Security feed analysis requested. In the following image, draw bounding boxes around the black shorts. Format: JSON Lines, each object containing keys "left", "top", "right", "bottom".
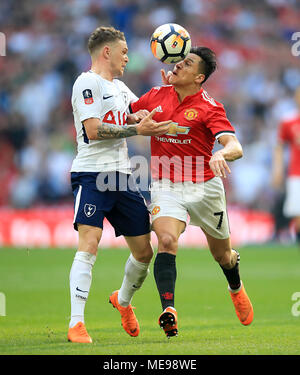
{"left": 71, "top": 172, "right": 151, "bottom": 237}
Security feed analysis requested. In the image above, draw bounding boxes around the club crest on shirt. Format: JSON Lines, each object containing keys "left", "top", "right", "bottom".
{"left": 151, "top": 206, "right": 160, "bottom": 215}
{"left": 83, "top": 89, "right": 94, "bottom": 105}
{"left": 184, "top": 108, "right": 198, "bottom": 120}
{"left": 84, "top": 203, "right": 96, "bottom": 217}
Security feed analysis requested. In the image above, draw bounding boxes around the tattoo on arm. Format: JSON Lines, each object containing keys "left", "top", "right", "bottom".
{"left": 97, "top": 122, "right": 138, "bottom": 140}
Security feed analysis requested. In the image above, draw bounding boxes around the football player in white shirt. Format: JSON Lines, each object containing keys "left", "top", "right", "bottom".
{"left": 67, "top": 26, "right": 171, "bottom": 343}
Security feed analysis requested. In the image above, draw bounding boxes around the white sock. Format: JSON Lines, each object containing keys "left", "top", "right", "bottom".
{"left": 69, "top": 251, "right": 96, "bottom": 328}
{"left": 118, "top": 254, "right": 150, "bottom": 307}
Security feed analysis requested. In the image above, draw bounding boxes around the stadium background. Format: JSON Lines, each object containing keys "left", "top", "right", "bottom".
{"left": 0, "top": 0, "right": 299, "bottom": 248}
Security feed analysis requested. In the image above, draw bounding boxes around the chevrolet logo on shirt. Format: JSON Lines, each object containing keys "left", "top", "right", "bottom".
{"left": 166, "top": 122, "right": 190, "bottom": 137}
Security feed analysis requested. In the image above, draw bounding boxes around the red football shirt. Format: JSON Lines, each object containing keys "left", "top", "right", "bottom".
{"left": 130, "top": 85, "right": 235, "bottom": 183}
{"left": 278, "top": 114, "right": 300, "bottom": 176}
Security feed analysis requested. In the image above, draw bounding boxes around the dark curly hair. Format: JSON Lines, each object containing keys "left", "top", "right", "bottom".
{"left": 190, "top": 46, "right": 217, "bottom": 83}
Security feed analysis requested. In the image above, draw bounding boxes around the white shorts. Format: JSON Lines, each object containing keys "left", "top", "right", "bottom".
{"left": 148, "top": 177, "right": 230, "bottom": 239}
{"left": 283, "top": 176, "right": 300, "bottom": 218}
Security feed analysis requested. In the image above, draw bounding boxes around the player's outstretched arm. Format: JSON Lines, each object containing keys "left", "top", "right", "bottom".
{"left": 83, "top": 117, "right": 137, "bottom": 139}
{"left": 83, "top": 109, "right": 171, "bottom": 140}
{"left": 209, "top": 135, "right": 243, "bottom": 178}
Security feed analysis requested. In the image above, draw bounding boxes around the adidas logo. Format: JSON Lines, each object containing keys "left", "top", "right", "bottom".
{"left": 156, "top": 105, "right": 163, "bottom": 112}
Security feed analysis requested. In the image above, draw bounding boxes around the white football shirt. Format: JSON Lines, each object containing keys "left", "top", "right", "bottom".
{"left": 70, "top": 71, "right": 138, "bottom": 173}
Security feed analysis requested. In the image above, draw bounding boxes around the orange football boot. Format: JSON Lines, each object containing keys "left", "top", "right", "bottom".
{"left": 109, "top": 290, "right": 140, "bottom": 337}
{"left": 158, "top": 306, "right": 178, "bottom": 338}
{"left": 67, "top": 322, "right": 92, "bottom": 343}
{"left": 229, "top": 282, "right": 254, "bottom": 326}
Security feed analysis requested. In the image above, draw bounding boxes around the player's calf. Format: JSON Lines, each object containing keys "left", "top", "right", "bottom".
{"left": 218, "top": 249, "right": 254, "bottom": 326}
{"left": 154, "top": 252, "right": 177, "bottom": 310}
{"left": 219, "top": 249, "right": 241, "bottom": 290}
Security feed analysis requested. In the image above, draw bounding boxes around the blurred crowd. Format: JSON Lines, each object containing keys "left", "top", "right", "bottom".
{"left": 0, "top": 0, "right": 300, "bottom": 211}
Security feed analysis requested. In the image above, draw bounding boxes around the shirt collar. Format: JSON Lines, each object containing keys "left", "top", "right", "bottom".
{"left": 171, "top": 86, "right": 204, "bottom": 103}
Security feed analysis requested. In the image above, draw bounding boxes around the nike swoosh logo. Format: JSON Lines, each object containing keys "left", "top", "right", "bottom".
{"left": 103, "top": 95, "right": 113, "bottom": 100}
{"left": 76, "top": 287, "right": 88, "bottom": 293}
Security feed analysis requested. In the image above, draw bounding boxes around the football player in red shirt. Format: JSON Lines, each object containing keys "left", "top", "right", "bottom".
{"left": 272, "top": 87, "right": 300, "bottom": 245}
{"left": 130, "top": 47, "right": 254, "bottom": 337}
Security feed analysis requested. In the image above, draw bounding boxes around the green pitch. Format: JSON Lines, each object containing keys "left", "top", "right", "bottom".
{"left": 0, "top": 245, "right": 299, "bottom": 355}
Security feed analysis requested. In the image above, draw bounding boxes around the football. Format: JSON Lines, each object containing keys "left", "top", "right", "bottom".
{"left": 150, "top": 23, "right": 191, "bottom": 64}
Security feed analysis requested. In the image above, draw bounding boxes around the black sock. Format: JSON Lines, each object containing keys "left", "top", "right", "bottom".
{"left": 154, "top": 252, "right": 176, "bottom": 310}
{"left": 220, "top": 250, "right": 241, "bottom": 291}
{"left": 296, "top": 231, "right": 300, "bottom": 245}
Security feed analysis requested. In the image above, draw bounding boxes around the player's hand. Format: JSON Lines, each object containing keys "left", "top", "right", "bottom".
{"left": 209, "top": 151, "right": 231, "bottom": 178}
{"left": 161, "top": 69, "right": 172, "bottom": 85}
{"left": 127, "top": 110, "right": 150, "bottom": 124}
{"left": 136, "top": 108, "right": 172, "bottom": 136}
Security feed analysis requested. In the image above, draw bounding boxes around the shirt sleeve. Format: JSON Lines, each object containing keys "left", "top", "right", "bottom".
{"left": 127, "top": 87, "right": 139, "bottom": 104}
{"left": 278, "top": 120, "right": 290, "bottom": 143}
{"left": 129, "top": 89, "right": 154, "bottom": 113}
{"left": 204, "top": 102, "right": 236, "bottom": 139}
{"left": 116, "top": 80, "right": 139, "bottom": 106}
{"left": 72, "top": 74, "right": 102, "bottom": 122}
{"left": 121, "top": 82, "right": 139, "bottom": 114}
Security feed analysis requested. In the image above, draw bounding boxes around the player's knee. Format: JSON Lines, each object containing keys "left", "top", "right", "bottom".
{"left": 158, "top": 233, "right": 177, "bottom": 253}
{"left": 79, "top": 235, "right": 99, "bottom": 255}
{"left": 212, "top": 251, "right": 232, "bottom": 268}
{"left": 85, "top": 240, "right": 98, "bottom": 255}
{"left": 134, "top": 244, "right": 153, "bottom": 263}
{"left": 78, "top": 225, "right": 101, "bottom": 255}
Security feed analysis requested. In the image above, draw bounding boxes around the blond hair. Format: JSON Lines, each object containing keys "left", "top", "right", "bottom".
{"left": 87, "top": 26, "right": 125, "bottom": 55}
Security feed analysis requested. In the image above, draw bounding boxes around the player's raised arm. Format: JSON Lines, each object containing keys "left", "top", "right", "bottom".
{"left": 83, "top": 109, "right": 171, "bottom": 140}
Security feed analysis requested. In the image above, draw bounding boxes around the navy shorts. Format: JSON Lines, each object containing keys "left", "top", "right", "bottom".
{"left": 71, "top": 172, "right": 151, "bottom": 237}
